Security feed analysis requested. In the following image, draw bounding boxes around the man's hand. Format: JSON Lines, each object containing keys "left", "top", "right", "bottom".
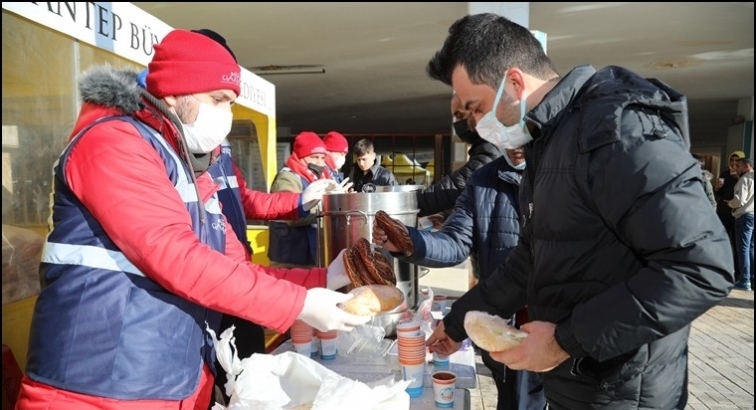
{"left": 372, "top": 221, "right": 400, "bottom": 253}
{"left": 425, "top": 321, "right": 463, "bottom": 356}
{"left": 296, "top": 288, "right": 370, "bottom": 332}
{"left": 301, "top": 179, "right": 339, "bottom": 211}
{"left": 489, "top": 321, "right": 570, "bottom": 372}
{"left": 326, "top": 249, "right": 351, "bottom": 290}
{"left": 427, "top": 213, "right": 446, "bottom": 230}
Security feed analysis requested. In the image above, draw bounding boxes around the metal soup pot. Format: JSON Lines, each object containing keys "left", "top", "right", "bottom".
{"left": 317, "top": 190, "right": 420, "bottom": 320}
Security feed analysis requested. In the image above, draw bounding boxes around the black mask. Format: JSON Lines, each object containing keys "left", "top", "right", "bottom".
{"left": 308, "top": 163, "right": 325, "bottom": 178}
{"left": 453, "top": 120, "right": 481, "bottom": 145}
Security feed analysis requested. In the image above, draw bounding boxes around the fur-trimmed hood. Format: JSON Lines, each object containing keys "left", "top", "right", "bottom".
{"left": 78, "top": 66, "right": 143, "bottom": 116}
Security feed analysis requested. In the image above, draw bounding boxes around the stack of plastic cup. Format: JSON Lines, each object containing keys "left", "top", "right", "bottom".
{"left": 290, "top": 320, "right": 313, "bottom": 357}
{"left": 432, "top": 294, "right": 447, "bottom": 312}
{"left": 315, "top": 329, "right": 338, "bottom": 360}
{"left": 397, "top": 327, "right": 426, "bottom": 398}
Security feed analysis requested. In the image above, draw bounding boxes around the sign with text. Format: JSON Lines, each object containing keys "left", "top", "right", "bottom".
{"left": 2, "top": 2, "right": 275, "bottom": 116}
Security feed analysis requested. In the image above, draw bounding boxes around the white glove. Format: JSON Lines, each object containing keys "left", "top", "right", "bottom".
{"left": 297, "top": 288, "right": 371, "bottom": 332}
{"left": 301, "top": 179, "right": 339, "bottom": 211}
{"left": 326, "top": 249, "right": 351, "bottom": 290}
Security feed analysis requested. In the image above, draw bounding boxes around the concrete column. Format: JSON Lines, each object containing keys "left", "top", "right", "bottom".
{"left": 468, "top": 2, "right": 530, "bottom": 28}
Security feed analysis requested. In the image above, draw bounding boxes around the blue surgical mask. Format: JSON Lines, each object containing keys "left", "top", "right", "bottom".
{"left": 475, "top": 72, "right": 533, "bottom": 150}
{"left": 503, "top": 153, "right": 526, "bottom": 170}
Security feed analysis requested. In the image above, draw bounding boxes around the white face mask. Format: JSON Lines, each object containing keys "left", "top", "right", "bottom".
{"left": 181, "top": 97, "right": 233, "bottom": 154}
{"left": 475, "top": 72, "right": 533, "bottom": 150}
{"left": 335, "top": 155, "right": 346, "bottom": 169}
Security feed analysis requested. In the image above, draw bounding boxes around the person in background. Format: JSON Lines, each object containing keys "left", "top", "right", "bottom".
{"left": 374, "top": 147, "right": 545, "bottom": 410}
{"left": 415, "top": 94, "right": 500, "bottom": 217}
{"left": 422, "top": 13, "right": 733, "bottom": 410}
{"left": 16, "top": 29, "right": 365, "bottom": 410}
{"left": 268, "top": 132, "right": 332, "bottom": 268}
{"left": 348, "top": 138, "right": 397, "bottom": 192}
{"left": 692, "top": 153, "right": 717, "bottom": 210}
{"left": 323, "top": 131, "right": 349, "bottom": 184}
{"left": 716, "top": 150, "right": 747, "bottom": 280}
{"left": 728, "top": 157, "right": 754, "bottom": 291}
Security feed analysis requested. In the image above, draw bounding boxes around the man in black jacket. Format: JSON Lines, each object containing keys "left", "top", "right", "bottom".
{"left": 423, "top": 13, "right": 734, "bottom": 410}
{"left": 416, "top": 94, "right": 500, "bottom": 216}
{"left": 348, "top": 138, "right": 397, "bottom": 192}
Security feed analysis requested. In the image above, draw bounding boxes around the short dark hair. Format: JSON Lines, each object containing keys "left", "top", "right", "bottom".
{"left": 738, "top": 157, "right": 754, "bottom": 168}
{"left": 353, "top": 139, "right": 374, "bottom": 157}
{"left": 427, "top": 13, "right": 558, "bottom": 89}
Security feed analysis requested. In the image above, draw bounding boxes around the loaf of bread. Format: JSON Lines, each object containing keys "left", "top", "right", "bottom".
{"left": 463, "top": 311, "right": 528, "bottom": 352}
{"left": 340, "top": 285, "right": 405, "bottom": 316}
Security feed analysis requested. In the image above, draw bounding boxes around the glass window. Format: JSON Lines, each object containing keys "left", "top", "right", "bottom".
{"left": 2, "top": 11, "right": 141, "bottom": 305}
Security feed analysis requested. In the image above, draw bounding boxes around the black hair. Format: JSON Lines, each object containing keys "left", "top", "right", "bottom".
{"left": 353, "top": 139, "right": 375, "bottom": 157}
{"left": 739, "top": 157, "right": 754, "bottom": 168}
{"left": 191, "top": 28, "right": 238, "bottom": 63}
{"left": 427, "top": 13, "right": 558, "bottom": 88}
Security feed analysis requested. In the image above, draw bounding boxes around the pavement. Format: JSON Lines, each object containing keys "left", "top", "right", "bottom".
{"left": 419, "top": 262, "right": 755, "bottom": 410}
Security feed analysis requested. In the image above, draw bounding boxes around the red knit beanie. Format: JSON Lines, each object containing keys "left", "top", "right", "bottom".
{"left": 323, "top": 131, "right": 349, "bottom": 153}
{"left": 147, "top": 29, "right": 241, "bottom": 98}
{"left": 294, "top": 132, "right": 328, "bottom": 158}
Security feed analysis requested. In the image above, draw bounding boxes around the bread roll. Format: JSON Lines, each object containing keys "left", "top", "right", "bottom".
{"left": 463, "top": 311, "right": 528, "bottom": 352}
{"left": 340, "top": 285, "right": 405, "bottom": 316}
{"left": 375, "top": 210, "right": 414, "bottom": 256}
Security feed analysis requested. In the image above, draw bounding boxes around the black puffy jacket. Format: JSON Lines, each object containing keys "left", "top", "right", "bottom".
{"left": 444, "top": 65, "right": 734, "bottom": 410}
{"left": 416, "top": 140, "right": 500, "bottom": 216}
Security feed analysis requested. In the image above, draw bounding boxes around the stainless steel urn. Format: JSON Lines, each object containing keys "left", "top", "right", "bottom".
{"left": 317, "top": 190, "right": 421, "bottom": 310}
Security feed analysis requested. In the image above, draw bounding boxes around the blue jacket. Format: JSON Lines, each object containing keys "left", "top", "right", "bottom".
{"left": 27, "top": 116, "right": 226, "bottom": 400}
{"left": 404, "top": 156, "right": 522, "bottom": 282}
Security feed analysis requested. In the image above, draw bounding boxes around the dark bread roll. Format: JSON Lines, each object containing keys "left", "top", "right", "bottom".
{"left": 343, "top": 247, "right": 367, "bottom": 287}
{"left": 372, "top": 250, "right": 396, "bottom": 286}
{"left": 375, "top": 210, "right": 414, "bottom": 256}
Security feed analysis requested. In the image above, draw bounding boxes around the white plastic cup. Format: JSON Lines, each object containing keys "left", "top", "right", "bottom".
{"left": 432, "top": 371, "right": 456, "bottom": 408}
{"left": 292, "top": 342, "right": 311, "bottom": 357}
{"left": 432, "top": 295, "right": 447, "bottom": 312}
{"left": 433, "top": 351, "right": 450, "bottom": 366}
{"left": 311, "top": 335, "right": 320, "bottom": 358}
{"left": 401, "top": 361, "right": 425, "bottom": 398}
{"left": 320, "top": 336, "right": 338, "bottom": 360}
{"left": 396, "top": 321, "right": 422, "bottom": 337}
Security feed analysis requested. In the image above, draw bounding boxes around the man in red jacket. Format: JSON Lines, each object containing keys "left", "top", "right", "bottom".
{"left": 16, "top": 29, "right": 365, "bottom": 410}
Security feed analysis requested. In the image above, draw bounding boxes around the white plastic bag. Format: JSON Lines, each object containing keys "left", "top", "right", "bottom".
{"left": 208, "top": 326, "right": 411, "bottom": 410}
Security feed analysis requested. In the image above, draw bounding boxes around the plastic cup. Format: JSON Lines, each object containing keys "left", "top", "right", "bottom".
{"left": 311, "top": 335, "right": 320, "bottom": 358}
{"left": 318, "top": 330, "right": 338, "bottom": 360}
{"left": 396, "top": 321, "right": 422, "bottom": 337}
{"left": 292, "top": 341, "right": 312, "bottom": 357}
{"left": 432, "top": 371, "right": 456, "bottom": 408}
{"left": 432, "top": 295, "right": 447, "bottom": 312}
{"left": 433, "top": 351, "right": 450, "bottom": 366}
{"left": 401, "top": 361, "right": 425, "bottom": 398}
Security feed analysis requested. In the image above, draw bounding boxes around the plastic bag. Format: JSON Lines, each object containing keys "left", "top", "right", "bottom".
{"left": 209, "top": 326, "right": 411, "bottom": 410}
